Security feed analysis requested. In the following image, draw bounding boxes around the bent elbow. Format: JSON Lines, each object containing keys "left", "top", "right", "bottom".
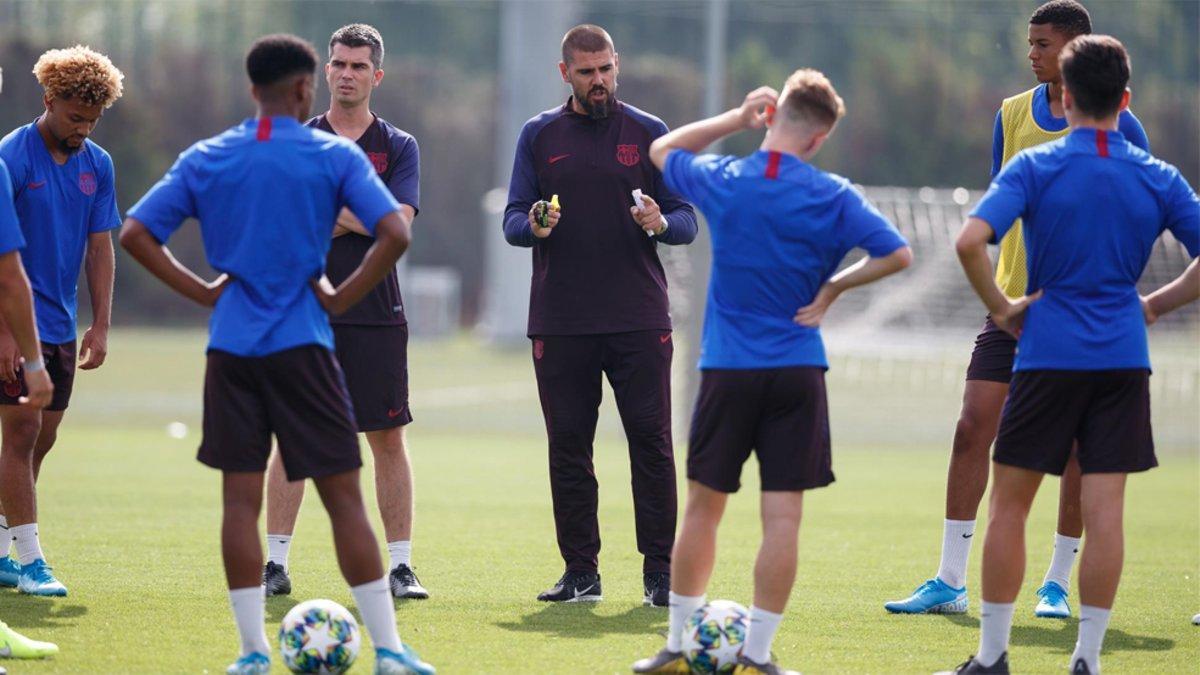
{"left": 894, "top": 246, "right": 914, "bottom": 270}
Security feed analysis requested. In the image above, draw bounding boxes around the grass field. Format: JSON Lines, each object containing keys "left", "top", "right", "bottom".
{"left": 0, "top": 330, "right": 1196, "bottom": 673}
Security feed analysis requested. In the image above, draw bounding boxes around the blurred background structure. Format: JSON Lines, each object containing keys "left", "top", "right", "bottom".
{"left": 0, "top": 0, "right": 1196, "bottom": 443}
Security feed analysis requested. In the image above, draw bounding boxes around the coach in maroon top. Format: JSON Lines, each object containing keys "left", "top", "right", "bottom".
{"left": 503, "top": 24, "right": 698, "bottom": 606}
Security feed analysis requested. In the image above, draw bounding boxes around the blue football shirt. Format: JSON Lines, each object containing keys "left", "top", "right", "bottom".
{"left": 127, "top": 116, "right": 401, "bottom": 357}
{"left": 0, "top": 123, "right": 121, "bottom": 343}
{"left": 664, "top": 149, "right": 908, "bottom": 370}
{"left": 0, "top": 159, "right": 26, "bottom": 255}
{"left": 972, "top": 128, "right": 1200, "bottom": 371}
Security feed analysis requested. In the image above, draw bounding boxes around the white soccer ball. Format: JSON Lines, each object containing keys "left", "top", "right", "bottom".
{"left": 681, "top": 599, "right": 749, "bottom": 673}
{"left": 278, "top": 599, "right": 361, "bottom": 674}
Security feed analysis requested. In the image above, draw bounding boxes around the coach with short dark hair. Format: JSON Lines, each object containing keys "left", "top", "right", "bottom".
{"left": 502, "top": 24, "right": 697, "bottom": 607}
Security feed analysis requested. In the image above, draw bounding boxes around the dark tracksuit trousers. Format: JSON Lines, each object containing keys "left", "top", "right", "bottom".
{"left": 532, "top": 330, "right": 676, "bottom": 574}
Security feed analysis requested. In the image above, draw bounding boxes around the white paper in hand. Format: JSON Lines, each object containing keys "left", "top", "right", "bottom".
{"left": 632, "top": 189, "right": 653, "bottom": 237}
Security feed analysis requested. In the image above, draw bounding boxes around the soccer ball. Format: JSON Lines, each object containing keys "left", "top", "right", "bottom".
{"left": 681, "top": 599, "right": 749, "bottom": 673}
{"left": 279, "top": 599, "right": 361, "bottom": 674}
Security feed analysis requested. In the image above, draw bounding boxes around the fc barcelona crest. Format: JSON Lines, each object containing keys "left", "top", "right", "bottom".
{"left": 616, "top": 144, "right": 640, "bottom": 167}
{"left": 78, "top": 172, "right": 97, "bottom": 196}
{"left": 367, "top": 152, "right": 389, "bottom": 174}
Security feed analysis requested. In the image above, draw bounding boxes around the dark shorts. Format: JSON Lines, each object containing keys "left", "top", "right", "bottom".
{"left": 994, "top": 369, "right": 1156, "bottom": 476}
{"left": 0, "top": 341, "right": 76, "bottom": 412}
{"left": 687, "top": 367, "right": 834, "bottom": 493}
{"left": 965, "top": 316, "right": 1017, "bottom": 383}
{"left": 333, "top": 324, "right": 412, "bottom": 432}
{"left": 199, "top": 346, "right": 362, "bottom": 481}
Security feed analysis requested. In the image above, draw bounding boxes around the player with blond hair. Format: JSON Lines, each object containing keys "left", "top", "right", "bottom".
{"left": 633, "top": 69, "right": 912, "bottom": 674}
{"left": 0, "top": 45, "right": 124, "bottom": 597}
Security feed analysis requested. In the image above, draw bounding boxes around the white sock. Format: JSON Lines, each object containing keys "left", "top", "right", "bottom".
{"left": 228, "top": 586, "right": 271, "bottom": 657}
{"left": 350, "top": 577, "right": 402, "bottom": 652}
{"left": 267, "top": 534, "right": 292, "bottom": 570}
{"left": 0, "top": 515, "right": 10, "bottom": 558}
{"left": 666, "top": 592, "right": 705, "bottom": 652}
{"left": 977, "top": 601, "right": 1015, "bottom": 667}
{"left": 1043, "top": 533, "right": 1081, "bottom": 593}
{"left": 387, "top": 540, "right": 412, "bottom": 571}
{"left": 1070, "top": 604, "right": 1111, "bottom": 673}
{"left": 11, "top": 523, "right": 43, "bottom": 566}
{"left": 936, "top": 519, "right": 976, "bottom": 589}
{"left": 744, "top": 606, "right": 784, "bottom": 664}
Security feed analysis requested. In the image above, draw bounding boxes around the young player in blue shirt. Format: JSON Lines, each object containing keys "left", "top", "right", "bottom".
{"left": 632, "top": 71, "right": 912, "bottom": 675}
{"left": 944, "top": 35, "right": 1198, "bottom": 675}
{"left": 0, "top": 45, "right": 124, "bottom": 598}
{"left": 0, "top": 67, "right": 59, "bottom": 663}
{"left": 885, "top": 0, "right": 1151, "bottom": 621}
{"left": 119, "top": 35, "right": 434, "bottom": 675}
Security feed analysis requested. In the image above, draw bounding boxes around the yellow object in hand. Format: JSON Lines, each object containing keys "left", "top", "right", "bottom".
{"left": 549, "top": 194, "right": 560, "bottom": 212}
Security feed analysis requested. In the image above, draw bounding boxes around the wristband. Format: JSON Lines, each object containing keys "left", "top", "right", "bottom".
{"left": 22, "top": 357, "right": 46, "bottom": 374}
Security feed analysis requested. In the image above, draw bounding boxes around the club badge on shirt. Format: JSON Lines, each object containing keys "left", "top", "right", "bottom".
{"left": 78, "top": 172, "right": 97, "bottom": 196}
{"left": 616, "top": 144, "right": 640, "bottom": 167}
{"left": 367, "top": 152, "right": 388, "bottom": 175}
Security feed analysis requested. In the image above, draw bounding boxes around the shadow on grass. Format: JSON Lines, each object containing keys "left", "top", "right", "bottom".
{"left": 0, "top": 592, "right": 87, "bottom": 629}
{"left": 495, "top": 602, "right": 666, "bottom": 638}
{"left": 266, "top": 594, "right": 300, "bottom": 623}
{"left": 1009, "top": 620, "right": 1174, "bottom": 653}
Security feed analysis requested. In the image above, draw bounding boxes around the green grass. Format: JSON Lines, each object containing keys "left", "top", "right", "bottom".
{"left": 0, "top": 330, "right": 1196, "bottom": 673}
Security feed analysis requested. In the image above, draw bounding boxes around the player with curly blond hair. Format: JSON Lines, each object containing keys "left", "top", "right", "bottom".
{"left": 0, "top": 45, "right": 124, "bottom": 597}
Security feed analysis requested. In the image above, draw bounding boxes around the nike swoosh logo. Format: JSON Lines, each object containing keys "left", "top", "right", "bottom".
{"left": 387, "top": 409, "right": 403, "bottom": 418}
{"left": 27, "top": 181, "right": 46, "bottom": 190}
{"left": 574, "top": 584, "right": 596, "bottom": 598}
{"left": 962, "top": 533, "right": 973, "bottom": 539}
{"left": 548, "top": 154, "right": 571, "bottom": 164}
{"left": 660, "top": 334, "right": 671, "bottom": 343}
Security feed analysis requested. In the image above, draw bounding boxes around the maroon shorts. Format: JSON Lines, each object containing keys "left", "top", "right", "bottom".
{"left": 199, "top": 346, "right": 362, "bottom": 481}
{"left": 0, "top": 341, "right": 76, "bottom": 412}
{"left": 965, "top": 316, "right": 1017, "bottom": 383}
{"left": 687, "top": 367, "right": 834, "bottom": 493}
{"left": 333, "top": 324, "right": 412, "bottom": 432}
{"left": 994, "top": 369, "right": 1155, "bottom": 476}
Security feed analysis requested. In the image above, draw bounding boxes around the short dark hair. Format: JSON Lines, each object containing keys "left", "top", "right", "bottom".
{"left": 1060, "top": 34, "right": 1130, "bottom": 118}
{"left": 561, "top": 24, "right": 614, "bottom": 64}
{"left": 1030, "top": 0, "right": 1092, "bottom": 38}
{"left": 246, "top": 34, "right": 317, "bottom": 87}
{"left": 330, "top": 23, "right": 384, "bottom": 70}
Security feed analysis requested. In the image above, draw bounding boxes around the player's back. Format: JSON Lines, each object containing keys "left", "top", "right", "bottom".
{"left": 985, "top": 128, "right": 1200, "bottom": 370}
{"left": 130, "top": 116, "right": 399, "bottom": 356}
{"left": 665, "top": 150, "right": 905, "bottom": 369}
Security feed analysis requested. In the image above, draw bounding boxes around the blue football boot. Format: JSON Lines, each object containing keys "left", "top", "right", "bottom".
{"left": 0, "top": 557, "right": 20, "bottom": 587}
{"left": 17, "top": 559, "right": 67, "bottom": 597}
{"left": 884, "top": 577, "right": 967, "bottom": 614}
{"left": 375, "top": 644, "right": 436, "bottom": 674}
{"left": 1034, "top": 581, "right": 1071, "bottom": 618}
{"left": 225, "top": 652, "right": 270, "bottom": 675}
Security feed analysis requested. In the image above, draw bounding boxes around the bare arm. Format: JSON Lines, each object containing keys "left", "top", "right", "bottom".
{"left": 313, "top": 210, "right": 411, "bottom": 316}
{"left": 1142, "top": 257, "right": 1200, "bottom": 324}
{"left": 78, "top": 231, "right": 116, "bottom": 369}
{"left": 333, "top": 204, "right": 414, "bottom": 239}
{"left": 956, "top": 216, "right": 1040, "bottom": 336}
{"left": 0, "top": 252, "right": 53, "bottom": 407}
{"left": 648, "top": 86, "right": 778, "bottom": 170}
{"left": 794, "top": 247, "right": 914, "bottom": 326}
{"left": 118, "top": 218, "right": 229, "bottom": 308}
{"left": 0, "top": 253, "right": 43, "bottom": 362}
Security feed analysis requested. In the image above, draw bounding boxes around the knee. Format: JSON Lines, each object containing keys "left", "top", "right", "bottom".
{"left": 953, "top": 406, "right": 997, "bottom": 455}
{"left": 987, "top": 497, "right": 1031, "bottom": 527}
{"left": 2, "top": 417, "right": 42, "bottom": 454}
